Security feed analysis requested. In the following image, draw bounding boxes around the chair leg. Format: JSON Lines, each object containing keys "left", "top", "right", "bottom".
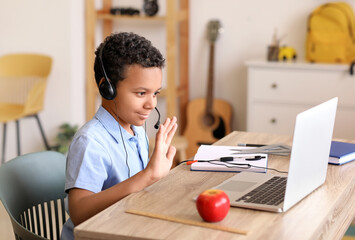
{"left": 15, "top": 120, "right": 21, "bottom": 156}
{"left": 2, "top": 123, "right": 6, "bottom": 164}
{"left": 34, "top": 114, "right": 50, "bottom": 150}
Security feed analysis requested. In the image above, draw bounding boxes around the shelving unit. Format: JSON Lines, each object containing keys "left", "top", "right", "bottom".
{"left": 85, "top": 0, "right": 189, "bottom": 132}
{"left": 85, "top": 0, "right": 189, "bottom": 162}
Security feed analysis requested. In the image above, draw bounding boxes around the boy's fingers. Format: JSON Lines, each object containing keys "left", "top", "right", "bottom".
{"left": 164, "top": 117, "right": 177, "bottom": 138}
{"left": 168, "top": 117, "right": 177, "bottom": 132}
{"left": 162, "top": 117, "right": 171, "bottom": 129}
{"left": 166, "top": 146, "right": 176, "bottom": 161}
{"left": 154, "top": 117, "right": 178, "bottom": 156}
{"left": 166, "top": 124, "right": 178, "bottom": 145}
{"left": 155, "top": 124, "right": 165, "bottom": 147}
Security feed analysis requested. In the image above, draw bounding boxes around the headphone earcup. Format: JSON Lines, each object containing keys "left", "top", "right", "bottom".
{"left": 99, "top": 79, "right": 116, "bottom": 100}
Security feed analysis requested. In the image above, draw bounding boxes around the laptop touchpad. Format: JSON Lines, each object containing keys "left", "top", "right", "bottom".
{"left": 220, "top": 180, "right": 257, "bottom": 192}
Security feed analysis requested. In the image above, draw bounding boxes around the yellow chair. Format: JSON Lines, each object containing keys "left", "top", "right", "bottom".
{"left": 0, "top": 54, "right": 52, "bottom": 164}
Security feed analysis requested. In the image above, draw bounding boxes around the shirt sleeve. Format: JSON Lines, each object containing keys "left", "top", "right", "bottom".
{"left": 65, "top": 134, "right": 112, "bottom": 194}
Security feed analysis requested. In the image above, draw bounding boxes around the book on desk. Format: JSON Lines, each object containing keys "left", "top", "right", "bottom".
{"left": 329, "top": 141, "right": 355, "bottom": 165}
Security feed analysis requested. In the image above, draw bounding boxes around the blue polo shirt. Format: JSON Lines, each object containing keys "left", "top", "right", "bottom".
{"left": 61, "top": 106, "right": 149, "bottom": 240}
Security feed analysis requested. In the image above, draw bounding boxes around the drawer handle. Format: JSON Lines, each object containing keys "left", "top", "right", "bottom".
{"left": 271, "top": 83, "right": 277, "bottom": 89}
{"left": 270, "top": 118, "right": 277, "bottom": 124}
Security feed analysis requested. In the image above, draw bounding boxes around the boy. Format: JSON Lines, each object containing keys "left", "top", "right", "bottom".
{"left": 61, "top": 32, "right": 178, "bottom": 240}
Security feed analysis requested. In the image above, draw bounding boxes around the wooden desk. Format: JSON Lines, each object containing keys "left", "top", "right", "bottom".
{"left": 74, "top": 131, "right": 355, "bottom": 240}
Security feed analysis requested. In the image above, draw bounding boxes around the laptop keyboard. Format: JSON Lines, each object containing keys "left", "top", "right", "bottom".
{"left": 236, "top": 176, "right": 287, "bottom": 206}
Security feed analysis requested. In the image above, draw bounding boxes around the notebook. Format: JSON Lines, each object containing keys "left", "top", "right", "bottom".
{"left": 329, "top": 141, "right": 355, "bottom": 165}
{"left": 191, "top": 145, "right": 268, "bottom": 173}
{"left": 212, "top": 97, "right": 338, "bottom": 212}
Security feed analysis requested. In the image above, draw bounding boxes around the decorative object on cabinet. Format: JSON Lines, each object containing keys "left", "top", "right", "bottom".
{"left": 183, "top": 20, "right": 232, "bottom": 159}
{"left": 246, "top": 60, "right": 355, "bottom": 140}
{"left": 85, "top": 0, "right": 189, "bottom": 163}
{"left": 278, "top": 46, "right": 297, "bottom": 62}
{"left": 267, "top": 29, "right": 289, "bottom": 62}
{"left": 267, "top": 45, "right": 279, "bottom": 62}
{"left": 267, "top": 29, "right": 280, "bottom": 61}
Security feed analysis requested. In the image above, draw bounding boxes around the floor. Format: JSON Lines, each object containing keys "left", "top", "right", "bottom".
{"left": 0, "top": 202, "right": 15, "bottom": 240}
{"left": 0, "top": 200, "right": 354, "bottom": 240}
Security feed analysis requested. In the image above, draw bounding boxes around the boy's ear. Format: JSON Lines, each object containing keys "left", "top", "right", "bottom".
{"left": 99, "top": 77, "right": 117, "bottom": 100}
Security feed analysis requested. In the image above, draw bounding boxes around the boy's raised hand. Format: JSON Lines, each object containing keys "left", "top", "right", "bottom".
{"left": 146, "top": 116, "right": 178, "bottom": 181}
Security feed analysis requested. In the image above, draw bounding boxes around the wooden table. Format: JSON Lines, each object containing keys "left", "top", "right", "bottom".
{"left": 74, "top": 131, "right": 355, "bottom": 240}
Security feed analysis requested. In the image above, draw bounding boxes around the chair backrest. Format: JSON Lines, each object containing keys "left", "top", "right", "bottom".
{"left": 0, "top": 54, "right": 52, "bottom": 78}
{"left": 0, "top": 151, "right": 67, "bottom": 240}
{"left": 0, "top": 54, "right": 53, "bottom": 116}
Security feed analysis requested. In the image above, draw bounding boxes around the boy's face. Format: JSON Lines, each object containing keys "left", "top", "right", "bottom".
{"left": 114, "top": 64, "right": 162, "bottom": 131}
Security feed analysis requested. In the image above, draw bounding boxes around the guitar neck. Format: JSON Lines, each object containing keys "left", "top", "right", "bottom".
{"left": 205, "top": 43, "right": 215, "bottom": 116}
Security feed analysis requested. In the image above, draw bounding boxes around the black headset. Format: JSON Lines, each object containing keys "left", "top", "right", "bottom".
{"left": 98, "top": 40, "right": 161, "bottom": 129}
{"left": 98, "top": 41, "right": 117, "bottom": 100}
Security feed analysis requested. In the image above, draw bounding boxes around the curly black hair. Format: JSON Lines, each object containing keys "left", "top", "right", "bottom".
{"left": 94, "top": 32, "right": 165, "bottom": 88}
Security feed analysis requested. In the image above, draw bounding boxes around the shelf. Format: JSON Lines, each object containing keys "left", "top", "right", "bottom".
{"left": 96, "top": 9, "right": 188, "bottom": 22}
{"left": 97, "top": 12, "right": 166, "bottom": 21}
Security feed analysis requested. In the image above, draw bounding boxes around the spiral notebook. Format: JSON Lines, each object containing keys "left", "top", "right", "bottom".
{"left": 190, "top": 145, "right": 268, "bottom": 173}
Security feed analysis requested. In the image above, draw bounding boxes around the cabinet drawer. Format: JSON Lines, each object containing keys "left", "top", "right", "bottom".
{"left": 248, "top": 68, "right": 355, "bottom": 107}
{"left": 247, "top": 103, "right": 305, "bottom": 135}
{"left": 247, "top": 103, "right": 355, "bottom": 139}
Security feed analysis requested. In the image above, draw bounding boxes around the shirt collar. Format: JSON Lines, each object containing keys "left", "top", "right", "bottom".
{"left": 95, "top": 106, "right": 140, "bottom": 144}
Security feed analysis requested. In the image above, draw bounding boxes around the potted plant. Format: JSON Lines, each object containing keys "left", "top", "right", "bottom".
{"left": 53, "top": 123, "right": 78, "bottom": 154}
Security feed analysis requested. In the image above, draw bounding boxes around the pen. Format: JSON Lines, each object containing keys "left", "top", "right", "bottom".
{"left": 237, "top": 143, "right": 267, "bottom": 147}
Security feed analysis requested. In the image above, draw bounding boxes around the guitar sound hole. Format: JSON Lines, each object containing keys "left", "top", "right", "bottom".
{"left": 203, "top": 114, "right": 215, "bottom": 126}
{"left": 213, "top": 116, "right": 226, "bottom": 139}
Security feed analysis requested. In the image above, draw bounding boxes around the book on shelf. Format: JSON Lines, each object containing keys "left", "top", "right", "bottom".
{"left": 329, "top": 141, "right": 355, "bottom": 165}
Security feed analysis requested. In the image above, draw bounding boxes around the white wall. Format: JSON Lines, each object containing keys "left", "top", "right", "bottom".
{"left": 0, "top": 0, "right": 85, "bottom": 162}
{"left": 189, "top": 0, "right": 355, "bottom": 131}
{"left": 1, "top": 0, "right": 354, "bottom": 162}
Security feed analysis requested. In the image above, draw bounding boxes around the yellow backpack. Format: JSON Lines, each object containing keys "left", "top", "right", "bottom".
{"left": 306, "top": 2, "right": 355, "bottom": 64}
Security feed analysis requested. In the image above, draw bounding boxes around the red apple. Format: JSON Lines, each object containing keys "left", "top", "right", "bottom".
{"left": 196, "top": 189, "right": 230, "bottom": 222}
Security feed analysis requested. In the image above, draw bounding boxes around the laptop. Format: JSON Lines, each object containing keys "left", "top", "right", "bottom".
{"left": 213, "top": 97, "right": 338, "bottom": 212}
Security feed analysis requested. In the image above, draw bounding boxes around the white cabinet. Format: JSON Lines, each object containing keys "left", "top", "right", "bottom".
{"left": 246, "top": 60, "right": 355, "bottom": 139}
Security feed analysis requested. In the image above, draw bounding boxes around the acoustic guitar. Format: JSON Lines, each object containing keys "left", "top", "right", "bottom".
{"left": 183, "top": 20, "right": 232, "bottom": 158}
